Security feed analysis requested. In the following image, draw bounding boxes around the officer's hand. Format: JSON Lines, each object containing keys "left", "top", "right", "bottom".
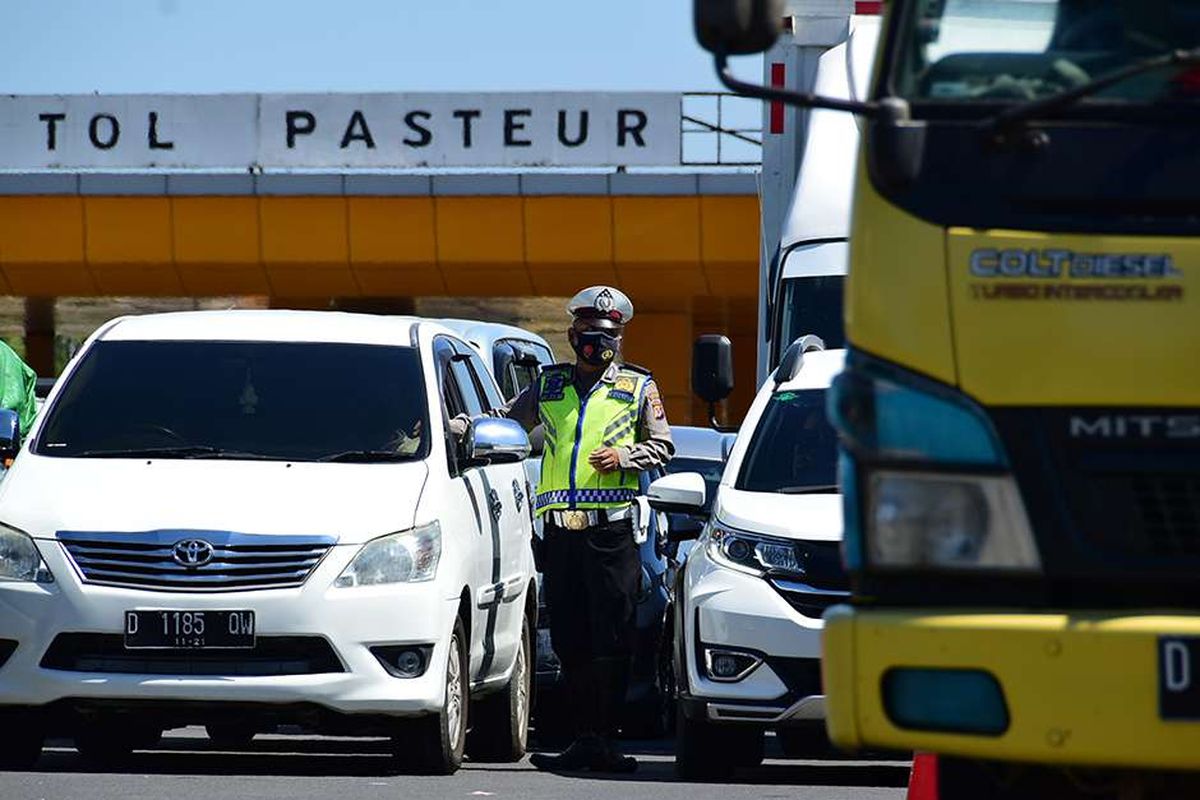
{"left": 588, "top": 446, "right": 622, "bottom": 473}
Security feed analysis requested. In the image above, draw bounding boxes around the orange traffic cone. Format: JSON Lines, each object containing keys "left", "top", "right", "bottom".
{"left": 907, "top": 753, "right": 939, "bottom": 800}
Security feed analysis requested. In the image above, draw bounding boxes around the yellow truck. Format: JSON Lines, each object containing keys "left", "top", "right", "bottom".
{"left": 694, "top": 0, "right": 1200, "bottom": 796}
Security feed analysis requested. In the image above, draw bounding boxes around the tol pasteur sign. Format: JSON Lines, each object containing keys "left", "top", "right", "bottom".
{"left": 0, "top": 93, "right": 681, "bottom": 169}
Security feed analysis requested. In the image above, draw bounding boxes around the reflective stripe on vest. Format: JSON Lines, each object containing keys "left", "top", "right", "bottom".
{"left": 535, "top": 366, "right": 648, "bottom": 515}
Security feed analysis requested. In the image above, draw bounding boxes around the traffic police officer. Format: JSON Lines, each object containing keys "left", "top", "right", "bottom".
{"left": 462, "top": 286, "right": 674, "bottom": 772}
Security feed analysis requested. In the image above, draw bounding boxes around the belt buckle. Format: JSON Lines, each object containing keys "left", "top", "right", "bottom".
{"left": 562, "top": 510, "right": 589, "bottom": 531}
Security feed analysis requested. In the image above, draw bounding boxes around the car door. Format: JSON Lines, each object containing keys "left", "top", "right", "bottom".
{"left": 454, "top": 342, "right": 532, "bottom": 683}
{"left": 429, "top": 335, "right": 497, "bottom": 688}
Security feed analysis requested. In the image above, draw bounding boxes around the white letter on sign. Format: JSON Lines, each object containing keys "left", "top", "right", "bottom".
{"left": 1165, "top": 641, "right": 1192, "bottom": 692}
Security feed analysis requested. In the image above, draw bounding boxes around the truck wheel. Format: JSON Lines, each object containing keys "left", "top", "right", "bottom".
{"left": 675, "top": 711, "right": 763, "bottom": 779}
{"left": 205, "top": 723, "right": 257, "bottom": 749}
{"left": 392, "top": 616, "right": 468, "bottom": 775}
{"left": 0, "top": 709, "right": 44, "bottom": 770}
{"left": 465, "top": 613, "right": 532, "bottom": 762}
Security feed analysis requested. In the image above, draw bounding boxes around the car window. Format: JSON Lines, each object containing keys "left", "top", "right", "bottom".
{"left": 37, "top": 340, "right": 428, "bottom": 461}
{"left": 736, "top": 389, "right": 838, "bottom": 494}
{"left": 449, "top": 359, "right": 484, "bottom": 417}
{"left": 460, "top": 346, "right": 505, "bottom": 411}
{"left": 433, "top": 338, "right": 466, "bottom": 420}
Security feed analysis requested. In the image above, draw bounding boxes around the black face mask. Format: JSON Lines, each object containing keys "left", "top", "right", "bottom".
{"left": 570, "top": 329, "right": 621, "bottom": 366}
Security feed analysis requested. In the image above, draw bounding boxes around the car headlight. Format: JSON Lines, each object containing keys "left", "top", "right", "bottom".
{"left": 334, "top": 522, "right": 441, "bottom": 587}
{"left": 867, "top": 471, "right": 1039, "bottom": 571}
{"left": 705, "top": 523, "right": 804, "bottom": 577}
{"left": 829, "top": 351, "right": 1042, "bottom": 574}
{"left": 0, "top": 524, "right": 54, "bottom": 584}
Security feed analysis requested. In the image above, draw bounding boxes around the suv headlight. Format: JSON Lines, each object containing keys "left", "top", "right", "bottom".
{"left": 706, "top": 523, "right": 804, "bottom": 577}
{"left": 830, "top": 352, "right": 1041, "bottom": 573}
{"left": 0, "top": 524, "right": 54, "bottom": 584}
{"left": 334, "top": 522, "right": 442, "bottom": 587}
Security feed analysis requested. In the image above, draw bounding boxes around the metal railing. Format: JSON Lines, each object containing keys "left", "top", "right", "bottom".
{"left": 681, "top": 92, "right": 763, "bottom": 166}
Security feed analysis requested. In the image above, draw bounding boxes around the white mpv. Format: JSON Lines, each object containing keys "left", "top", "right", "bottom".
{"left": 649, "top": 341, "right": 847, "bottom": 779}
{"left": 0, "top": 310, "right": 537, "bottom": 775}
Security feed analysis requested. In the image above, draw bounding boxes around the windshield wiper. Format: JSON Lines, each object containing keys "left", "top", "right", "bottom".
{"left": 72, "top": 445, "right": 285, "bottom": 460}
{"left": 986, "top": 48, "right": 1200, "bottom": 136}
{"left": 777, "top": 484, "right": 839, "bottom": 495}
{"left": 317, "top": 450, "right": 416, "bottom": 463}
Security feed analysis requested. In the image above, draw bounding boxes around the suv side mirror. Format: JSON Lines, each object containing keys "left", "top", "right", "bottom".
{"left": 467, "top": 418, "right": 530, "bottom": 465}
{"left": 0, "top": 409, "right": 20, "bottom": 463}
{"left": 695, "top": 0, "right": 784, "bottom": 56}
{"left": 693, "top": 335, "right": 734, "bottom": 404}
{"left": 648, "top": 472, "right": 706, "bottom": 514}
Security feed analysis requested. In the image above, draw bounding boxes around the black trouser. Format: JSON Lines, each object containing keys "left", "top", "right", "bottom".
{"left": 542, "top": 518, "right": 640, "bottom": 739}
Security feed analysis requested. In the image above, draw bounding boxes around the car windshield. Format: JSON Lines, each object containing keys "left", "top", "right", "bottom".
{"left": 777, "top": 275, "right": 845, "bottom": 356}
{"left": 36, "top": 341, "right": 428, "bottom": 462}
{"left": 666, "top": 456, "right": 726, "bottom": 514}
{"left": 736, "top": 389, "right": 837, "bottom": 493}
{"left": 894, "top": 0, "right": 1200, "bottom": 105}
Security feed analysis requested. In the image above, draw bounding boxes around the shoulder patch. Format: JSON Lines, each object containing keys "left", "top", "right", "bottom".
{"left": 619, "top": 362, "right": 652, "bottom": 377}
{"left": 539, "top": 367, "right": 570, "bottom": 401}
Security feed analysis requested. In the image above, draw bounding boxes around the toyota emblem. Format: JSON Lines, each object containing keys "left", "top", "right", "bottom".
{"left": 172, "top": 539, "right": 215, "bottom": 568}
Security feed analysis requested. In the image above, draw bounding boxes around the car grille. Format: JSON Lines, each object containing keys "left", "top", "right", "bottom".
{"left": 40, "top": 634, "right": 344, "bottom": 675}
{"left": 769, "top": 577, "right": 850, "bottom": 619}
{"left": 57, "top": 530, "right": 336, "bottom": 592}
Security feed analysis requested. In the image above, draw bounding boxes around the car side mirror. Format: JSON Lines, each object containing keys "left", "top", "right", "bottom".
{"left": 648, "top": 472, "right": 706, "bottom": 515}
{"left": 0, "top": 409, "right": 20, "bottom": 463}
{"left": 695, "top": 0, "right": 784, "bottom": 56}
{"left": 467, "top": 418, "right": 530, "bottom": 465}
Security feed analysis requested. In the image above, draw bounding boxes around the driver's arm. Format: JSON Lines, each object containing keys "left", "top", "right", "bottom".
{"left": 447, "top": 381, "right": 540, "bottom": 438}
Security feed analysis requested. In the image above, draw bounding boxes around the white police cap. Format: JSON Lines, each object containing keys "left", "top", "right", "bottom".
{"left": 567, "top": 286, "right": 634, "bottom": 328}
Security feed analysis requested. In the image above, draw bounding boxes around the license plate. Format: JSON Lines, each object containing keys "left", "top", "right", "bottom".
{"left": 124, "top": 610, "right": 256, "bottom": 650}
{"left": 1159, "top": 636, "right": 1200, "bottom": 720}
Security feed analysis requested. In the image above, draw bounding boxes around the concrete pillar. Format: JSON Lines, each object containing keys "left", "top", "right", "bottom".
{"left": 622, "top": 295, "right": 694, "bottom": 425}
{"left": 24, "top": 298, "right": 56, "bottom": 377}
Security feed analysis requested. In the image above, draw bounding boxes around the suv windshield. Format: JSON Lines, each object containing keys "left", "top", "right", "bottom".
{"left": 736, "top": 389, "right": 837, "bottom": 494}
{"left": 37, "top": 341, "right": 428, "bottom": 462}
{"left": 895, "top": 0, "right": 1200, "bottom": 105}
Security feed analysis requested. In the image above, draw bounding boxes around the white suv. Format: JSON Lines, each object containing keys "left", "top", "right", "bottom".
{"left": 649, "top": 341, "right": 846, "bottom": 779}
{"left": 0, "top": 310, "right": 537, "bottom": 775}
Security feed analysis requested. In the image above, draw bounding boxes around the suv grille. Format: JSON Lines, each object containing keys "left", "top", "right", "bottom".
{"left": 57, "top": 531, "right": 335, "bottom": 592}
{"left": 41, "top": 634, "right": 343, "bottom": 675}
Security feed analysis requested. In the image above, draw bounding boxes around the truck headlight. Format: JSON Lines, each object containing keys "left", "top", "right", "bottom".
{"left": 334, "top": 522, "right": 441, "bottom": 587}
{"left": 868, "top": 471, "right": 1039, "bottom": 571}
{"left": 0, "top": 524, "right": 54, "bottom": 584}
{"left": 706, "top": 523, "right": 803, "bottom": 577}
{"left": 830, "top": 351, "right": 1043, "bottom": 574}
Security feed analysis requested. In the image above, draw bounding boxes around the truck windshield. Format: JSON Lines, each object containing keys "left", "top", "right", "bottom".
{"left": 776, "top": 276, "right": 845, "bottom": 359}
{"left": 36, "top": 341, "right": 429, "bottom": 462}
{"left": 894, "top": 0, "right": 1200, "bottom": 105}
{"left": 736, "top": 389, "right": 837, "bottom": 494}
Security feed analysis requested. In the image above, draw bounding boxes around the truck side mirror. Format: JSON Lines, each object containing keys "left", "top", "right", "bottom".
{"left": 694, "top": 0, "right": 784, "bottom": 56}
{"left": 693, "top": 335, "right": 735, "bottom": 430}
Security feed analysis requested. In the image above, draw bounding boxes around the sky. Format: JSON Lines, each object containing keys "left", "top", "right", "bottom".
{"left": 0, "top": 0, "right": 753, "bottom": 95}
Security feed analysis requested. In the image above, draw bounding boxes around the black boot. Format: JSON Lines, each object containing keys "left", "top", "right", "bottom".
{"left": 529, "top": 735, "right": 603, "bottom": 772}
{"left": 590, "top": 656, "right": 638, "bottom": 773}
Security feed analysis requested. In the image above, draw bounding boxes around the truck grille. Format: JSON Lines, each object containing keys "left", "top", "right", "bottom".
{"left": 57, "top": 530, "right": 336, "bottom": 592}
{"left": 1129, "top": 474, "right": 1200, "bottom": 556}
